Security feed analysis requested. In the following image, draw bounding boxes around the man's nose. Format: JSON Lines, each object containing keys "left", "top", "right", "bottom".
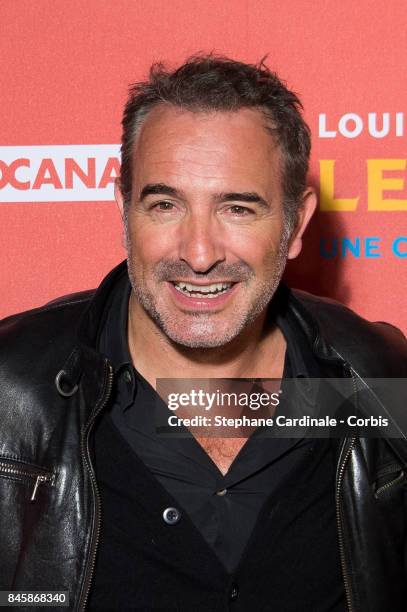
{"left": 178, "top": 211, "right": 226, "bottom": 273}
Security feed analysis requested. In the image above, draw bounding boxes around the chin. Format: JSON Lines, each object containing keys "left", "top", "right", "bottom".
{"left": 159, "top": 318, "right": 248, "bottom": 349}
{"left": 167, "top": 334, "right": 234, "bottom": 349}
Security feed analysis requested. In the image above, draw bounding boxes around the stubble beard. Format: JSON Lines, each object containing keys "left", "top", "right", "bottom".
{"left": 125, "top": 231, "right": 289, "bottom": 349}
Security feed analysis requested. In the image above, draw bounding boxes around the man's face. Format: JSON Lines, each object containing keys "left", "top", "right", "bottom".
{"left": 120, "top": 106, "right": 307, "bottom": 348}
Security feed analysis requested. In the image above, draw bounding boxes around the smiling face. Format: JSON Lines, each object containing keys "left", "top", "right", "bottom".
{"left": 117, "top": 105, "right": 315, "bottom": 348}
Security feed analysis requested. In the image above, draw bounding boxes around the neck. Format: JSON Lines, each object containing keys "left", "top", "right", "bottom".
{"left": 127, "top": 292, "right": 287, "bottom": 387}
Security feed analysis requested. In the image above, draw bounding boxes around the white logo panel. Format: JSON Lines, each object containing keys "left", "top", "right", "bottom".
{"left": 0, "top": 145, "right": 120, "bottom": 202}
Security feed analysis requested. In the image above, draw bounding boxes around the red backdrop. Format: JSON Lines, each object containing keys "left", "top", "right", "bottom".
{"left": 1, "top": 0, "right": 406, "bottom": 331}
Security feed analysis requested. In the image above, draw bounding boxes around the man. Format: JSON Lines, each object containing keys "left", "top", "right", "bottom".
{"left": 0, "top": 55, "right": 406, "bottom": 611}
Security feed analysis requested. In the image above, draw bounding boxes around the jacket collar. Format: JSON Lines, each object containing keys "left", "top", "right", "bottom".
{"left": 77, "top": 260, "right": 130, "bottom": 350}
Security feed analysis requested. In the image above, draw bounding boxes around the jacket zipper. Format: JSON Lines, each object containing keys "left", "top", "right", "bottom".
{"left": 305, "top": 321, "right": 362, "bottom": 611}
{"left": 78, "top": 361, "right": 114, "bottom": 611}
{"left": 0, "top": 460, "right": 54, "bottom": 501}
{"left": 335, "top": 364, "right": 359, "bottom": 612}
{"left": 375, "top": 470, "right": 405, "bottom": 498}
{"left": 336, "top": 435, "right": 357, "bottom": 612}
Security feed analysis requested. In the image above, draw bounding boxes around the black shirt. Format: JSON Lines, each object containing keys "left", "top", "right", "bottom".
{"left": 90, "top": 274, "right": 345, "bottom": 610}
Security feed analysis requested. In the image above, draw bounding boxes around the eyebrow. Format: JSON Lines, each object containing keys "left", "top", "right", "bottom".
{"left": 215, "top": 192, "right": 270, "bottom": 210}
{"left": 139, "top": 183, "right": 270, "bottom": 209}
{"left": 139, "top": 183, "right": 180, "bottom": 200}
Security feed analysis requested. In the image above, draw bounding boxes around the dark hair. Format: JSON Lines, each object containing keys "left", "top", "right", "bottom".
{"left": 120, "top": 54, "right": 311, "bottom": 232}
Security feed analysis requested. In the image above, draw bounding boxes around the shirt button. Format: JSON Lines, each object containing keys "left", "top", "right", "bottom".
{"left": 216, "top": 488, "right": 227, "bottom": 496}
{"left": 123, "top": 370, "right": 132, "bottom": 383}
{"left": 230, "top": 585, "right": 239, "bottom": 600}
{"left": 162, "top": 507, "right": 182, "bottom": 525}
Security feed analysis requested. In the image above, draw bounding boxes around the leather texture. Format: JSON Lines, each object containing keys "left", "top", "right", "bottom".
{"left": 0, "top": 260, "right": 406, "bottom": 611}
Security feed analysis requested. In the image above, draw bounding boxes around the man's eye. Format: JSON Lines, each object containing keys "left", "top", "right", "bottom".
{"left": 228, "top": 205, "right": 253, "bottom": 215}
{"left": 152, "top": 201, "right": 175, "bottom": 211}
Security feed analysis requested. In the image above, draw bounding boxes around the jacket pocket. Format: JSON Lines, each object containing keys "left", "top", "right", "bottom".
{"left": 0, "top": 457, "right": 55, "bottom": 502}
{"left": 373, "top": 462, "right": 406, "bottom": 499}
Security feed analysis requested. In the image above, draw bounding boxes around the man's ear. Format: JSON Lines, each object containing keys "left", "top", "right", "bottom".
{"left": 115, "top": 178, "right": 125, "bottom": 221}
{"left": 287, "top": 188, "right": 317, "bottom": 260}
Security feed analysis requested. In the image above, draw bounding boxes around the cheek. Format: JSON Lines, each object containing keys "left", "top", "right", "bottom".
{"left": 128, "top": 217, "right": 178, "bottom": 263}
{"left": 226, "top": 226, "right": 282, "bottom": 268}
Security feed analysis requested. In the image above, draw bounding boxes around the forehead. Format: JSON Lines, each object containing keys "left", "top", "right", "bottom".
{"left": 131, "top": 105, "right": 282, "bottom": 190}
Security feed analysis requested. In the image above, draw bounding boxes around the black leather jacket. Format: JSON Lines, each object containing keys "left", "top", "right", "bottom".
{"left": 0, "top": 261, "right": 406, "bottom": 611}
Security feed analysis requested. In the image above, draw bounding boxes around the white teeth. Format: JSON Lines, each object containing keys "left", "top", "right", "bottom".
{"left": 173, "top": 281, "right": 233, "bottom": 297}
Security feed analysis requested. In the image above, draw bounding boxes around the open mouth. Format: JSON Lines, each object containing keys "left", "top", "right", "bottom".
{"left": 171, "top": 281, "right": 235, "bottom": 299}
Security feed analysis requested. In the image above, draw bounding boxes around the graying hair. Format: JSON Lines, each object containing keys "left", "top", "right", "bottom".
{"left": 120, "top": 54, "right": 311, "bottom": 236}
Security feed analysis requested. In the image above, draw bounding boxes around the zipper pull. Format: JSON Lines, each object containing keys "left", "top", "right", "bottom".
{"left": 31, "top": 475, "right": 46, "bottom": 501}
